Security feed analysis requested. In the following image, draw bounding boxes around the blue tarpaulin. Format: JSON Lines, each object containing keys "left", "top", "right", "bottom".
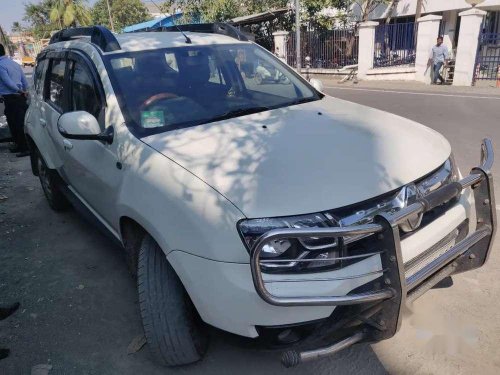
{"left": 123, "top": 13, "right": 183, "bottom": 33}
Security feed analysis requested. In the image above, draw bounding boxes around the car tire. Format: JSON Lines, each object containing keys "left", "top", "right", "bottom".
{"left": 36, "top": 151, "right": 70, "bottom": 211}
{"left": 138, "top": 235, "right": 208, "bottom": 366}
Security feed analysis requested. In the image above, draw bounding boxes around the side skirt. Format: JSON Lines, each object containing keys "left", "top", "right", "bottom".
{"left": 58, "top": 183, "right": 123, "bottom": 248}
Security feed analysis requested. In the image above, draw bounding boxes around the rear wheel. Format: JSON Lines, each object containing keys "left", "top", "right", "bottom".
{"left": 36, "top": 151, "right": 69, "bottom": 211}
{"left": 138, "top": 235, "right": 208, "bottom": 366}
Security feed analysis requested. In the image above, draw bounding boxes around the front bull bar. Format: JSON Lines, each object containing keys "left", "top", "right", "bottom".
{"left": 250, "top": 139, "right": 496, "bottom": 366}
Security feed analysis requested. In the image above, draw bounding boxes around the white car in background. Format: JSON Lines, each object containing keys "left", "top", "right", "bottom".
{"left": 24, "top": 24, "right": 496, "bottom": 368}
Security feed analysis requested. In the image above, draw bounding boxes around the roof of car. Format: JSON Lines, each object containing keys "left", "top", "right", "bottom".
{"left": 46, "top": 31, "right": 250, "bottom": 55}
{"left": 115, "top": 32, "right": 249, "bottom": 52}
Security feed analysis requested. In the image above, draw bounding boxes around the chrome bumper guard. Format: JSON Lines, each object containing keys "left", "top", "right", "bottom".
{"left": 250, "top": 139, "right": 496, "bottom": 366}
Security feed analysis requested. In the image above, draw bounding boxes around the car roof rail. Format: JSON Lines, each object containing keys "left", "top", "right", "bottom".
{"left": 49, "top": 26, "right": 121, "bottom": 52}
{"left": 154, "top": 22, "right": 249, "bottom": 42}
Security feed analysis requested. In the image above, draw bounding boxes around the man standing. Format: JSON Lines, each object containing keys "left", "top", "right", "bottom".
{"left": 0, "top": 44, "right": 29, "bottom": 157}
{"left": 430, "top": 36, "right": 449, "bottom": 85}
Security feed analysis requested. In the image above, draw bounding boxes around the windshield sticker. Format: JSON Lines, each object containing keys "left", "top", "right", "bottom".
{"left": 141, "top": 111, "right": 165, "bottom": 128}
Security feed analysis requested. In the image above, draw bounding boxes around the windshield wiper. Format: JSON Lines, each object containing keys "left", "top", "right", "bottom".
{"left": 208, "top": 106, "right": 271, "bottom": 123}
{"left": 288, "top": 97, "right": 319, "bottom": 106}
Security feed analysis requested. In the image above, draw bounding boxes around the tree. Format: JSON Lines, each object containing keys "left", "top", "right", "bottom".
{"left": 91, "top": 0, "right": 149, "bottom": 31}
{"left": 11, "top": 22, "right": 24, "bottom": 34}
{"left": 49, "top": 0, "right": 92, "bottom": 28}
{"left": 415, "top": 0, "right": 423, "bottom": 20}
{"left": 383, "top": 0, "right": 399, "bottom": 24}
{"left": 351, "top": 0, "right": 390, "bottom": 22}
{"left": 23, "top": 0, "right": 57, "bottom": 39}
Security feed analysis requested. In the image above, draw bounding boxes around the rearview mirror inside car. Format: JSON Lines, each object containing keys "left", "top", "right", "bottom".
{"left": 58, "top": 111, "right": 113, "bottom": 144}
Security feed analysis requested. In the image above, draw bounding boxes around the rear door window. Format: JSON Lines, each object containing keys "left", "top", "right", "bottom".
{"left": 46, "top": 59, "right": 67, "bottom": 112}
{"left": 34, "top": 59, "right": 48, "bottom": 97}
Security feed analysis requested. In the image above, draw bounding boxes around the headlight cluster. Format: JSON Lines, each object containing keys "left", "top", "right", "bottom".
{"left": 238, "top": 157, "right": 459, "bottom": 273}
{"left": 238, "top": 214, "right": 341, "bottom": 272}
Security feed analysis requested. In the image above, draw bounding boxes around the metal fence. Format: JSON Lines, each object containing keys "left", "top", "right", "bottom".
{"left": 474, "top": 33, "right": 500, "bottom": 81}
{"left": 286, "top": 28, "right": 358, "bottom": 69}
{"left": 374, "top": 22, "right": 416, "bottom": 68}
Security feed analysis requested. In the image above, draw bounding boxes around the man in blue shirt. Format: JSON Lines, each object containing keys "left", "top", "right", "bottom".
{"left": 429, "top": 36, "right": 449, "bottom": 85}
{"left": 0, "top": 44, "right": 29, "bottom": 156}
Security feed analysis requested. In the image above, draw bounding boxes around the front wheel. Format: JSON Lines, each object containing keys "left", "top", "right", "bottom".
{"left": 138, "top": 235, "right": 208, "bottom": 366}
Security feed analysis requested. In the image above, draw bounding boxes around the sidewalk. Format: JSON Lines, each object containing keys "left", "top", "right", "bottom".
{"left": 311, "top": 75, "right": 500, "bottom": 97}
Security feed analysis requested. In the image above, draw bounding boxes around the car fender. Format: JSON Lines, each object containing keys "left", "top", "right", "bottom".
{"left": 115, "top": 136, "right": 249, "bottom": 264}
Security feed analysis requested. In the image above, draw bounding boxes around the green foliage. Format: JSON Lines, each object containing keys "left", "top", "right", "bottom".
{"left": 22, "top": 0, "right": 91, "bottom": 38}
{"left": 11, "top": 22, "right": 24, "bottom": 34}
{"left": 49, "top": 0, "right": 92, "bottom": 28}
{"left": 91, "top": 0, "right": 149, "bottom": 31}
{"left": 23, "top": 0, "right": 58, "bottom": 39}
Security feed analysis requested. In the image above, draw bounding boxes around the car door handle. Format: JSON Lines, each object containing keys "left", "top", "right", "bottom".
{"left": 63, "top": 139, "right": 73, "bottom": 151}
{"left": 40, "top": 118, "right": 47, "bottom": 127}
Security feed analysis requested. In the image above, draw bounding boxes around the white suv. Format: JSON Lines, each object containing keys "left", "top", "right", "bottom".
{"left": 25, "top": 25, "right": 496, "bottom": 368}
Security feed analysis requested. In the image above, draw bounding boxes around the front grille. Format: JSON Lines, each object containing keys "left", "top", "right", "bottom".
{"left": 404, "top": 220, "right": 469, "bottom": 280}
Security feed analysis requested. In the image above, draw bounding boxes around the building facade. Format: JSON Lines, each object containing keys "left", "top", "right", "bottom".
{"left": 360, "top": 0, "right": 500, "bottom": 54}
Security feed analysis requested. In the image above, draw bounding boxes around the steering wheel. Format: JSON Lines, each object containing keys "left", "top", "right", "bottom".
{"left": 141, "top": 92, "right": 179, "bottom": 110}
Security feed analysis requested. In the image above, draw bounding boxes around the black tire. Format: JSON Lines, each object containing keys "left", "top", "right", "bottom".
{"left": 138, "top": 235, "right": 208, "bottom": 366}
{"left": 36, "top": 151, "right": 70, "bottom": 211}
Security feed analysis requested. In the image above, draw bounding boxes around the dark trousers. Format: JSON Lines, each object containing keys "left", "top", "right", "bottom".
{"left": 433, "top": 62, "right": 444, "bottom": 84}
{"left": 3, "top": 94, "right": 28, "bottom": 150}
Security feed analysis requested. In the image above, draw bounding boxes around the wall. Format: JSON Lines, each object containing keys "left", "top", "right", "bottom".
{"left": 355, "top": 0, "right": 500, "bottom": 20}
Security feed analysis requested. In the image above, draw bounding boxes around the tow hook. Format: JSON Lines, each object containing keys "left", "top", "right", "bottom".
{"left": 281, "top": 331, "right": 366, "bottom": 368}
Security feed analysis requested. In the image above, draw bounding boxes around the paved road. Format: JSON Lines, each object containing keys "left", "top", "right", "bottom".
{"left": 0, "top": 82, "right": 499, "bottom": 374}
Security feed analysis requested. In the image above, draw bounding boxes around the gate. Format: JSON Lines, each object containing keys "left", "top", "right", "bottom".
{"left": 286, "top": 28, "right": 358, "bottom": 69}
{"left": 374, "top": 22, "right": 416, "bottom": 68}
{"left": 474, "top": 33, "right": 500, "bottom": 83}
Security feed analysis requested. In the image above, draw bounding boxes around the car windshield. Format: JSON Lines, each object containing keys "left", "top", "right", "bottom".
{"left": 104, "top": 43, "right": 321, "bottom": 135}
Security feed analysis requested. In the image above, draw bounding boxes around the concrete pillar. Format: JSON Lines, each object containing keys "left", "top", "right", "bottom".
{"left": 415, "top": 14, "right": 442, "bottom": 83}
{"left": 453, "top": 8, "right": 487, "bottom": 86}
{"left": 273, "top": 31, "right": 289, "bottom": 63}
{"left": 357, "top": 21, "right": 378, "bottom": 79}
{"left": 442, "top": 10, "right": 458, "bottom": 53}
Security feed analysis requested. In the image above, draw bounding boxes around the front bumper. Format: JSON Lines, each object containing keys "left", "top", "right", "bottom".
{"left": 250, "top": 139, "right": 496, "bottom": 366}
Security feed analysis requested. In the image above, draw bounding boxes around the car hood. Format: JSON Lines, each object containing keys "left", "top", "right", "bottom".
{"left": 142, "top": 96, "right": 450, "bottom": 218}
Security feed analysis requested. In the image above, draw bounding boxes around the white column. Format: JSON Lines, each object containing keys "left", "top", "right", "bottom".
{"left": 453, "top": 8, "right": 487, "bottom": 86}
{"left": 272, "top": 31, "right": 289, "bottom": 64}
{"left": 442, "top": 10, "right": 458, "bottom": 53}
{"left": 415, "top": 14, "right": 442, "bottom": 83}
{"left": 357, "top": 21, "right": 378, "bottom": 79}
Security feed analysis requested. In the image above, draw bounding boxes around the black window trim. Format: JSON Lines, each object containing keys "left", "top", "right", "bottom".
{"left": 67, "top": 49, "right": 106, "bottom": 112}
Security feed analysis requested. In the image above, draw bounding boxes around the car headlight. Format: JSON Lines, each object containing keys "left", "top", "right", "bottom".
{"left": 238, "top": 157, "right": 458, "bottom": 273}
{"left": 238, "top": 213, "right": 341, "bottom": 272}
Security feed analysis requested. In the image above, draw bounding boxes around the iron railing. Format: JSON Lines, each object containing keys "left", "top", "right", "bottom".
{"left": 286, "top": 28, "right": 358, "bottom": 69}
{"left": 374, "top": 22, "right": 416, "bottom": 68}
{"left": 474, "top": 33, "right": 500, "bottom": 81}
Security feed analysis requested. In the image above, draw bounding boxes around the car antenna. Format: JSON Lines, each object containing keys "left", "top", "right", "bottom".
{"left": 171, "top": 18, "right": 191, "bottom": 44}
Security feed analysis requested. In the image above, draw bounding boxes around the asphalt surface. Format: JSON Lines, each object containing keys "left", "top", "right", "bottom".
{"left": 0, "top": 77, "right": 499, "bottom": 374}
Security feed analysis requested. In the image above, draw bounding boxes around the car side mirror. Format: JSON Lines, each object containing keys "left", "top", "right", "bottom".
{"left": 58, "top": 111, "right": 113, "bottom": 144}
{"left": 309, "top": 78, "right": 324, "bottom": 93}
